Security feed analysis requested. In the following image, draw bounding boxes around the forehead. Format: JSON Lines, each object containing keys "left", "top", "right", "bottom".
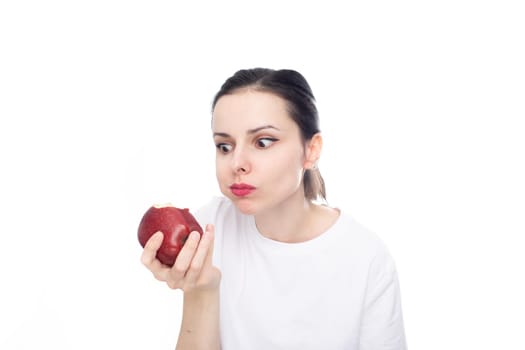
{"left": 212, "top": 89, "right": 295, "bottom": 132}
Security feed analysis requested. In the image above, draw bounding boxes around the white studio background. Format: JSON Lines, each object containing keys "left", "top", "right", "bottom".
{"left": 1, "top": 1, "right": 524, "bottom": 349}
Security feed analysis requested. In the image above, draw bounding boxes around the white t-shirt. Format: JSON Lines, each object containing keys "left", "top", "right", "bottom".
{"left": 195, "top": 196, "right": 407, "bottom": 350}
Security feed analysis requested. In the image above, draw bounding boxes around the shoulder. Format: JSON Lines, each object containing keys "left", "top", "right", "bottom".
{"left": 332, "top": 211, "right": 384, "bottom": 250}
{"left": 332, "top": 211, "right": 397, "bottom": 273}
{"left": 193, "top": 196, "right": 237, "bottom": 226}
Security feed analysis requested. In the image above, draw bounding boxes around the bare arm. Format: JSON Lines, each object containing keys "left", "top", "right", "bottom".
{"left": 176, "top": 289, "right": 220, "bottom": 350}
{"left": 142, "top": 225, "right": 221, "bottom": 350}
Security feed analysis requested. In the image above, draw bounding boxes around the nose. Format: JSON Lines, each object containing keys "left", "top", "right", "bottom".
{"left": 232, "top": 147, "right": 251, "bottom": 174}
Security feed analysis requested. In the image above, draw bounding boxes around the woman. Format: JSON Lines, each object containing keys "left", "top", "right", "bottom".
{"left": 141, "top": 68, "right": 407, "bottom": 349}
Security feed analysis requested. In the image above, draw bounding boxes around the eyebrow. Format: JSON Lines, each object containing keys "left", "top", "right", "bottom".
{"left": 213, "top": 125, "right": 280, "bottom": 138}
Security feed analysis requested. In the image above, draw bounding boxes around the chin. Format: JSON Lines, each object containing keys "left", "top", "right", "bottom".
{"left": 233, "top": 199, "right": 258, "bottom": 215}
{"left": 225, "top": 195, "right": 258, "bottom": 215}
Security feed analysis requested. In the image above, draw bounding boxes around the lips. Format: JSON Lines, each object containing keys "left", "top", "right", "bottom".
{"left": 230, "top": 183, "right": 256, "bottom": 197}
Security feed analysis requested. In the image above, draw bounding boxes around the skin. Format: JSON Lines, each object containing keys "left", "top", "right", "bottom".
{"left": 213, "top": 89, "right": 339, "bottom": 242}
{"left": 141, "top": 88, "right": 339, "bottom": 349}
{"left": 141, "top": 227, "right": 220, "bottom": 350}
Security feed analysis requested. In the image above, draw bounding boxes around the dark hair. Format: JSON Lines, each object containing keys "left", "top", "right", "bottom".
{"left": 212, "top": 68, "right": 326, "bottom": 202}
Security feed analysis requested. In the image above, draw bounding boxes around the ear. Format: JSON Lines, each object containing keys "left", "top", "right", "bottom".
{"left": 304, "top": 133, "right": 323, "bottom": 169}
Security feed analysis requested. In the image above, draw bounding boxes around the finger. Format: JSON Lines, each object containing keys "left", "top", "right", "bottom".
{"left": 170, "top": 230, "right": 201, "bottom": 281}
{"left": 140, "top": 231, "right": 174, "bottom": 281}
{"left": 140, "top": 231, "right": 164, "bottom": 267}
{"left": 185, "top": 225, "right": 214, "bottom": 284}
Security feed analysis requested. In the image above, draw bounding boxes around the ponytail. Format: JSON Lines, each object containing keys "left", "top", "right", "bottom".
{"left": 304, "top": 167, "right": 326, "bottom": 203}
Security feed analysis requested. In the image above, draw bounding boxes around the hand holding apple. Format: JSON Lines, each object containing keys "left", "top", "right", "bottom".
{"left": 138, "top": 204, "right": 203, "bottom": 266}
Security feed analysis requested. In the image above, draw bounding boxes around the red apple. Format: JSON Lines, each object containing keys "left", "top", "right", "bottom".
{"left": 138, "top": 204, "right": 203, "bottom": 266}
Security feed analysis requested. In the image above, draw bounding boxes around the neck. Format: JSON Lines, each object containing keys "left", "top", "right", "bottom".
{"left": 254, "top": 190, "right": 319, "bottom": 243}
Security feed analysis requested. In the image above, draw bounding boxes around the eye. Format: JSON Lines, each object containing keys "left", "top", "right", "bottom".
{"left": 216, "top": 143, "right": 233, "bottom": 154}
{"left": 256, "top": 137, "right": 278, "bottom": 148}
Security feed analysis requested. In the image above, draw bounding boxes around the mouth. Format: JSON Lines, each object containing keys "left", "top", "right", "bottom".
{"left": 230, "top": 183, "right": 256, "bottom": 197}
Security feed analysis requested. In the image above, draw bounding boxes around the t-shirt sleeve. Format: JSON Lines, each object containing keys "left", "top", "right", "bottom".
{"left": 359, "top": 246, "right": 407, "bottom": 350}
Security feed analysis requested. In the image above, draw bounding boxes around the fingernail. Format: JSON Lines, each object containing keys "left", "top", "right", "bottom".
{"left": 190, "top": 231, "right": 200, "bottom": 241}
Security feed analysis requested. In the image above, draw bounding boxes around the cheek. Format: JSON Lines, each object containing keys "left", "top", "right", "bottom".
{"left": 266, "top": 151, "right": 304, "bottom": 183}
{"left": 215, "top": 158, "right": 227, "bottom": 181}
{"left": 215, "top": 165, "right": 230, "bottom": 197}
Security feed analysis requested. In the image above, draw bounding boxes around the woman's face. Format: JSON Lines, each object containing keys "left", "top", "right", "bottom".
{"left": 212, "top": 89, "right": 308, "bottom": 215}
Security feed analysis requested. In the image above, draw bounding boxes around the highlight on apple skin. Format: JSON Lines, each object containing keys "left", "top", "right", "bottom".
{"left": 138, "top": 204, "right": 203, "bottom": 266}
